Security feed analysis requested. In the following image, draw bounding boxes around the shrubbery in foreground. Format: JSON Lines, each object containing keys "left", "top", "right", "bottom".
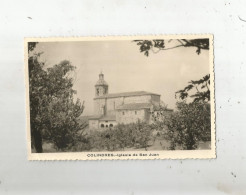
{"left": 154, "top": 102, "right": 211, "bottom": 150}
{"left": 70, "top": 121, "right": 153, "bottom": 152}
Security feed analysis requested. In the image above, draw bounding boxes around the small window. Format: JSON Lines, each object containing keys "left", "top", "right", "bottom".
{"left": 122, "top": 112, "right": 125, "bottom": 115}
{"left": 101, "top": 124, "right": 104, "bottom": 128}
{"left": 106, "top": 125, "right": 108, "bottom": 127}
{"left": 135, "top": 111, "right": 137, "bottom": 115}
{"left": 105, "top": 121, "right": 108, "bottom": 123}
{"left": 110, "top": 124, "right": 113, "bottom": 127}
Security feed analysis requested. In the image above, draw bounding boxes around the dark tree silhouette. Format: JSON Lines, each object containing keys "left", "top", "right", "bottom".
{"left": 175, "top": 74, "right": 210, "bottom": 102}
{"left": 28, "top": 43, "right": 85, "bottom": 152}
{"left": 134, "top": 39, "right": 209, "bottom": 56}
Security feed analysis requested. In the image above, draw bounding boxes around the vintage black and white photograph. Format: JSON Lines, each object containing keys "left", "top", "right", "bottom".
{"left": 25, "top": 35, "right": 215, "bottom": 160}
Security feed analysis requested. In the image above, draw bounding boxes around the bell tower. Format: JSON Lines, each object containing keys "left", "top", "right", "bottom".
{"left": 95, "top": 72, "right": 108, "bottom": 97}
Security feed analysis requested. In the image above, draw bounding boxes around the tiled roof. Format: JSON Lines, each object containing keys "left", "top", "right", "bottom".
{"left": 116, "top": 103, "right": 153, "bottom": 110}
{"left": 94, "top": 91, "right": 160, "bottom": 99}
{"left": 95, "top": 73, "right": 108, "bottom": 86}
{"left": 99, "top": 115, "right": 116, "bottom": 121}
{"left": 153, "top": 105, "right": 174, "bottom": 112}
{"left": 88, "top": 115, "right": 102, "bottom": 120}
{"left": 88, "top": 115, "right": 116, "bottom": 121}
{"left": 95, "top": 79, "right": 108, "bottom": 86}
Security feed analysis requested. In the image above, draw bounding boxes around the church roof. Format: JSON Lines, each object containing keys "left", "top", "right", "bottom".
{"left": 94, "top": 91, "right": 160, "bottom": 99}
{"left": 95, "top": 79, "right": 108, "bottom": 86}
{"left": 88, "top": 115, "right": 116, "bottom": 121}
{"left": 116, "top": 103, "right": 153, "bottom": 110}
{"left": 99, "top": 115, "right": 116, "bottom": 121}
{"left": 95, "top": 72, "right": 108, "bottom": 86}
{"left": 88, "top": 115, "right": 102, "bottom": 120}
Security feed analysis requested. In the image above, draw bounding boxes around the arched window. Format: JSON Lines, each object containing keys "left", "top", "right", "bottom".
{"left": 101, "top": 124, "right": 104, "bottom": 128}
{"left": 110, "top": 124, "right": 113, "bottom": 127}
{"left": 106, "top": 125, "right": 108, "bottom": 128}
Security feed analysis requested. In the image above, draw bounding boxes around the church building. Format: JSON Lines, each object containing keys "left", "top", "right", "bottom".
{"left": 88, "top": 72, "right": 163, "bottom": 130}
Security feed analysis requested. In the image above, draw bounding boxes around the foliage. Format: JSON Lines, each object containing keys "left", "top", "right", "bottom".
{"left": 28, "top": 43, "right": 85, "bottom": 152}
{"left": 134, "top": 39, "right": 209, "bottom": 57}
{"left": 150, "top": 105, "right": 173, "bottom": 138}
{"left": 28, "top": 42, "right": 38, "bottom": 53}
{"left": 176, "top": 74, "right": 210, "bottom": 102}
{"left": 134, "top": 38, "right": 210, "bottom": 103}
{"left": 134, "top": 38, "right": 211, "bottom": 150}
{"left": 69, "top": 132, "right": 92, "bottom": 152}
{"left": 28, "top": 47, "right": 47, "bottom": 153}
{"left": 88, "top": 122, "right": 153, "bottom": 151}
{"left": 163, "top": 102, "right": 211, "bottom": 150}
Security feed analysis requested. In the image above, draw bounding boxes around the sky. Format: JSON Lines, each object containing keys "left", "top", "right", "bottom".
{"left": 35, "top": 40, "right": 209, "bottom": 116}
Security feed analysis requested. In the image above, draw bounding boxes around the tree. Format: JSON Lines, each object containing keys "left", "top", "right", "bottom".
{"left": 134, "top": 39, "right": 211, "bottom": 150}
{"left": 28, "top": 43, "right": 85, "bottom": 152}
{"left": 175, "top": 74, "right": 210, "bottom": 102}
{"left": 28, "top": 44, "right": 47, "bottom": 153}
{"left": 134, "top": 39, "right": 210, "bottom": 102}
{"left": 164, "top": 102, "right": 211, "bottom": 150}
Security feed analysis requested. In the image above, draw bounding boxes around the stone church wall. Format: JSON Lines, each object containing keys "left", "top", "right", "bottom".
{"left": 89, "top": 119, "right": 99, "bottom": 129}
{"left": 106, "top": 97, "right": 124, "bottom": 115}
{"left": 99, "top": 120, "right": 117, "bottom": 130}
{"left": 150, "top": 95, "right": 161, "bottom": 106}
{"left": 94, "top": 95, "right": 160, "bottom": 116}
{"left": 116, "top": 109, "right": 148, "bottom": 124}
{"left": 94, "top": 98, "right": 106, "bottom": 115}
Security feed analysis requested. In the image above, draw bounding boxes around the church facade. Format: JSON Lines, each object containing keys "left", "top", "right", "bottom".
{"left": 88, "top": 72, "right": 162, "bottom": 130}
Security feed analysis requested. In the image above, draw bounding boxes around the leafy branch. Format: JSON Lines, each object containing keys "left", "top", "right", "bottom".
{"left": 134, "top": 39, "right": 209, "bottom": 56}
{"left": 175, "top": 74, "right": 210, "bottom": 102}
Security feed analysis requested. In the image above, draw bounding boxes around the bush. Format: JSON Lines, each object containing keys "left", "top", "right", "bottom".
{"left": 69, "top": 133, "right": 93, "bottom": 152}
{"left": 87, "top": 122, "right": 153, "bottom": 151}
{"left": 164, "top": 102, "right": 211, "bottom": 150}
